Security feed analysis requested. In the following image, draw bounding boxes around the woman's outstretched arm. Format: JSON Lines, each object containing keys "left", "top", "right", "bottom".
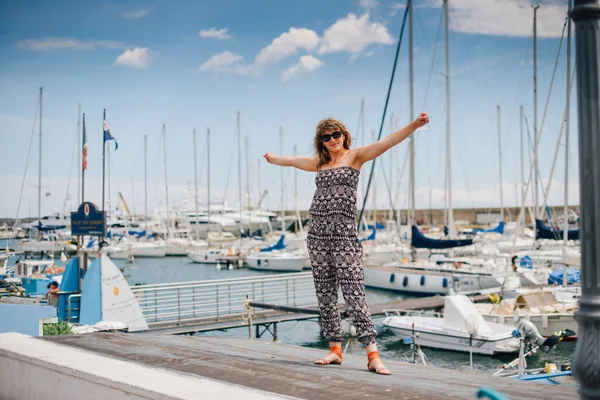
{"left": 353, "top": 112, "right": 430, "bottom": 166}
{"left": 263, "top": 153, "right": 318, "bottom": 172}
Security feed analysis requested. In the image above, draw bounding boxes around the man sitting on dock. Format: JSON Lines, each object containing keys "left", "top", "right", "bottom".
{"left": 45, "top": 281, "right": 59, "bottom": 307}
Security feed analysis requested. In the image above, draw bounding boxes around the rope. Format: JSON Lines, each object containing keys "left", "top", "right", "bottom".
{"left": 357, "top": 1, "right": 410, "bottom": 229}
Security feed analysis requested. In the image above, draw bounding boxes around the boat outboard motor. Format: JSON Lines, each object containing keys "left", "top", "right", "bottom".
{"left": 516, "top": 319, "right": 545, "bottom": 346}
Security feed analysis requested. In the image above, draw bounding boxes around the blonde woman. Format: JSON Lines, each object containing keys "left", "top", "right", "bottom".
{"left": 264, "top": 112, "right": 429, "bottom": 375}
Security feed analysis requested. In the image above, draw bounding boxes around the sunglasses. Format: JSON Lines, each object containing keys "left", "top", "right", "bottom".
{"left": 321, "top": 131, "right": 342, "bottom": 142}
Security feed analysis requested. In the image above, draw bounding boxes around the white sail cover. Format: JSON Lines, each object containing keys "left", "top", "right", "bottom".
{"left": 100, "top": 254, "right": 148, "bottom": 331}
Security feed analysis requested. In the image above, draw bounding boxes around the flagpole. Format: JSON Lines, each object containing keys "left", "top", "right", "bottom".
{"left": 82, "top": 113, "right": 86, "bottom": 203}
{"left": 102, "top": 109, "right": 106, "bottom": 245}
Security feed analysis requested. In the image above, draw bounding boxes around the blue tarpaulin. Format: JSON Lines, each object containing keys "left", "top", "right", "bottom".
{"left": 548, "top": 267, "right": 580, "bottom": 285}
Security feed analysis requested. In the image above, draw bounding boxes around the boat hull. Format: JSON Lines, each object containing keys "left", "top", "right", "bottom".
{"left": 383, "top": 317, "right": 519, "bottom": 355}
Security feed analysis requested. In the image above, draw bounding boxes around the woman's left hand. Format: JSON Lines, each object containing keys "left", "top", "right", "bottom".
{"left": 414, "top": 112, "right": 430, "bottom": 128}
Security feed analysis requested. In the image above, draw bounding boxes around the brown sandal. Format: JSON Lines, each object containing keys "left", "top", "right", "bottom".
{"left": 367, "top": 351, "right": 391, "bottom": 375}
{"left": 314, "top": 345, "right": 343, "bottom": 365}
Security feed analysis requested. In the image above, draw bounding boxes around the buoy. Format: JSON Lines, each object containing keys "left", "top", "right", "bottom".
{"left": 216, "top": 263, "right": 222, "bottom": 270}
{"left": 228, "top": 264, "right": 234, "bottom": 270}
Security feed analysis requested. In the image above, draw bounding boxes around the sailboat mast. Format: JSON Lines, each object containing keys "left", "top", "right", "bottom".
{"left": 144, "top": 134, "right": 148, "bottom": 226}
{"left": 257, "top": 159, "right": 262, "bottom": 211}
{"left": 520, "top": 106, "right": 525, "bottom": 226}
{"left": 533, "top": 5, "right": 540, "bottom": 219}
{"left": 293, "top": 145, "right": 300, "bottom": 232}
{"left": 497, "top": 105, "right": 504, "bottom": 221}
{"left": 444, "top": 0, "right": 454, "bottom": 238}
{"left": 245, "top": 136, "right": 251, "bottom": 235}
{"left": 207, "top": 128, "right": 212, "bottom": 236}
{"left": 409, "top": 0, "right": 415, "bottom": 227}
{"left": 77, "top": 103, "right": 81, "bottom": 204}
{"left": 193, "top": 128, "right": 199, "bottom": 240}
{"left": 237, "top": 112, "right": 243, "bottom": 234}
{"left": 360, "top": 99, "right": 365, "bottom": 210}
{"left": 563, "top": 0, "right": 572, "bottom": 248}
{"left": 38, "top": 87, "right": 42, "bottom": 239}
{"left": 279, "top": 127, "right": 285, "bottom": 232}
{"left": 163, "top": 124, "right": 170, "bottom": 236}
{"left": 389, "top": 112, "right": 394, "bottom": 222}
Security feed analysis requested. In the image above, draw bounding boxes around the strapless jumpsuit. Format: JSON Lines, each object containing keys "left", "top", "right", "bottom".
{"left": 307, "top": 166, "right": 377, "bottom": 347}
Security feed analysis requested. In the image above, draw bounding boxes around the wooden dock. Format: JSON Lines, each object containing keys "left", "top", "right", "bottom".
{"left": 44, "top": 332, "right": 577, "bottom": 400}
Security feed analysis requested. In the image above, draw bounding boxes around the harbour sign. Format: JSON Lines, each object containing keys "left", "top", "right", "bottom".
{"left": 71, "top": 202, "right": 106, "bottom": 236}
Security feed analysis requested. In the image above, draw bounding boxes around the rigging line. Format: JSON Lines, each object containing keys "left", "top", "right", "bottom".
{"left": 504, "top": 28, "right": 532, "bottom": 154}
{"left": 417, "top": 6, "right": 444, "bottom": 111}
{"left": 357, "top": 2, "right": 410, "bottom": 229}
{"left": 221, "top": 125, "right": 238, "bottom": 205}
{"left": 378, "top": 154, "right": 402, "bottom": 234}
{"left": 14, "top": 97, "right": 40, "bottom": 223}
{"left": 536, "top": 16, "right": 568, "bottom": 146}
{"left": 541, "top": 68, "right": 576, "bottom": 212}
{"left": 393, "top": 144, "right": 410, "bottom": 207}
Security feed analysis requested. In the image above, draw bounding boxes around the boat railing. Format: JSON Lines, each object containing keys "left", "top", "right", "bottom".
{"left": 382, "top": 309, "right": 443, "bottom": 318}
{"left": 131, "top": 272, "right": 317, "bottom": 326}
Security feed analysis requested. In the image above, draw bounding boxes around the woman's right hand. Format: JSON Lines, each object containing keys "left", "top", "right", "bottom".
{"left": 263, "top": 152, "right": 276, "bottom": 164}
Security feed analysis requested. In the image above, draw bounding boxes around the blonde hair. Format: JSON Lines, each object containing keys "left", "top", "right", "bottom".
{"left": 313, "top": 118, "right": 352, "bottom": 169}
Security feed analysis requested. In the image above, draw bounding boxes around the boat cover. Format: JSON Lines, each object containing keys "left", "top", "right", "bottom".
{"left": 535, "top": 219, "right": 579, "bottom": 241}
{"left": 411, "top": 226, "right": 473, "bottom": 249}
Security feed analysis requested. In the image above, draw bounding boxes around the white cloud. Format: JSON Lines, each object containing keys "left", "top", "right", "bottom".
{"left": 318, "top": 13, "right": 393, "bottom": 55}
{"left": 359, "top": 0, "right": 380, "bottom": 10}
{"left": 114, "top": 47, "right": 150, "bottom": 68}
{"left": 199, "top": 28, "right": 232, "bottom": 39}
{"left": 282, "top": 55, "right": 324, "bottom": 81}
{"left": 254, "top": 27, "right": 320, "bottom": 66}
{"left": 105, "top": 4, "right": 152, "bottom": 19}
{"left": 199, "top": 51, "right": 243, "bottom": 72}
{"left": 17, "top": 37, "right": 125, "bottom": 52}
{"left": 447, "top": 0, "right": 567, "bottom": 38}
{"left": 120, "top": 8, "right": 152, "bottom": 19}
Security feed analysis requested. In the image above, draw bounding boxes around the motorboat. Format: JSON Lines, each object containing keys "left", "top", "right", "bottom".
{"left": 382, "top": 294, "right": 520, "bottom": 355}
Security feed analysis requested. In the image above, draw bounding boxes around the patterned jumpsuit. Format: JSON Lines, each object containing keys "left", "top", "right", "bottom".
{"left": 307, "top": 166, "right": 378, "bottom": 347}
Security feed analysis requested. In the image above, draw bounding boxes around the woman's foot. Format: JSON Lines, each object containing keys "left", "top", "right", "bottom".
{"left": 314, "top": 351, "right": 342, "bottom": 365}
{"left": 366, "top": 350, "right": 391, "bottom": 375}
{"left": 314, "top": 344, "right": 343, "bottom": 365}
{"left": 367, "top": 357, "right": 391, "bottom": 375}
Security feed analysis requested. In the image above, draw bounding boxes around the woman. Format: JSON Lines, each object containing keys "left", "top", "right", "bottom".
{"left": 263, "top": 112, "right": 430, "bottom": 375}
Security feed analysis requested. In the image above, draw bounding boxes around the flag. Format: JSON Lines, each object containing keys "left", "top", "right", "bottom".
{"left": 103, "top": 120, "right": 118, "bottom": 150}
{"left": 82, "top": 114, "right": 88, "bottom": 170}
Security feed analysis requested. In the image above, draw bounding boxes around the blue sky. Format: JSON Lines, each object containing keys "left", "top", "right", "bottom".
{"left": 0, "top": 0, "right": 577, "bottom": 219}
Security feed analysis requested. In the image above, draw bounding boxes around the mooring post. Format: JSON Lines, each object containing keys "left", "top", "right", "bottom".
{"left": 571, "top": 1, "right": 600, "bottom": 398}
{"left": 273, "top": 322, "right": 278, "bottom": 342}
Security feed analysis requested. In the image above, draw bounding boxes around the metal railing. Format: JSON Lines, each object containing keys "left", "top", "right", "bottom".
{"left": 131, "top": 272, "right": 317, "bottom": 327}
